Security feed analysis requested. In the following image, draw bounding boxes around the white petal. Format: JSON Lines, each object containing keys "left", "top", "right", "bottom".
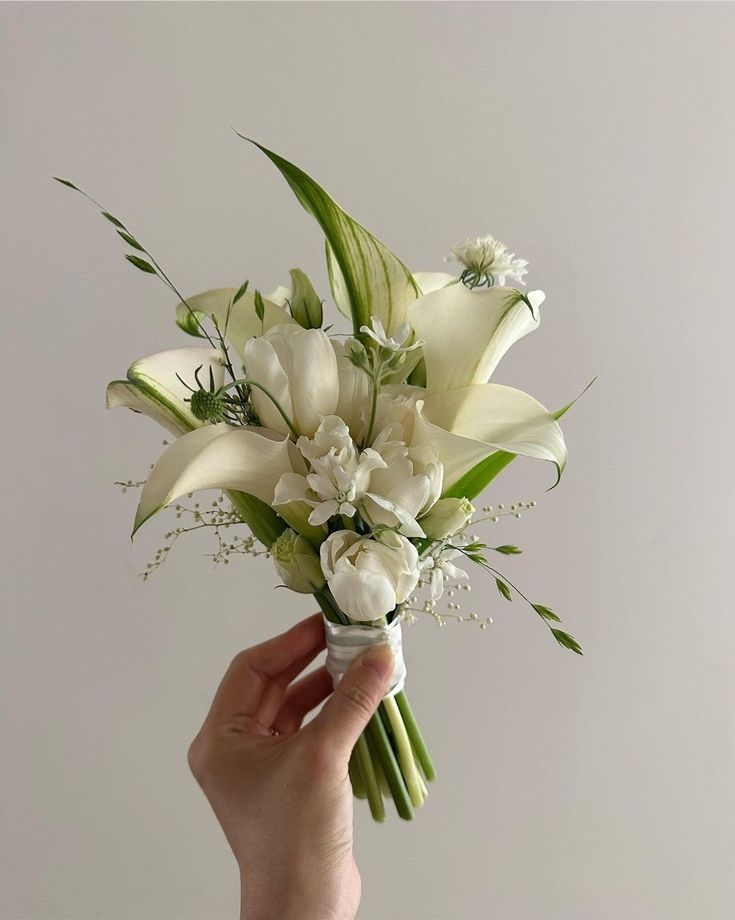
{"left": 412, "top": 385, "right": 566, "bottom": 489}
{"left": 106, "top": 347, "right": 225, "bottom": 436}
{"left": 243, "top": 334, "right": 294, "bottom": 436}
{"left": 175, "top": 289, "right": 296, "bottom": 360}
{"left": 413, "top": 271, "right": 458, "bottom": 295}
{"left": 409, "top": 284, "right": 540, "bottom": 392}
{"left": 134, "top": 424, "right": 297, "bottom": 534}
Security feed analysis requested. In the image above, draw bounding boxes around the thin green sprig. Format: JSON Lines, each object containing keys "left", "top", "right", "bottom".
{"left": 53, "top": 177, "right": 218, "bottom": 349}
{"left": 454, "top": 544, "right": 583, "bottom": 655}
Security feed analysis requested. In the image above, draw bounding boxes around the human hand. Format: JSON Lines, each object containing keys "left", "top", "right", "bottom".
{"left": 187, "top": 613, "right": 394, "bottom": 920}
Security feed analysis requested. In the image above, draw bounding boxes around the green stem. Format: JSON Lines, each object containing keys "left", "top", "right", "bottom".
{"left": 348, "top": 749, "right": 367, "bottom": 800}
{"left": 363, "top": 370, "right": 380, "bottom": 447}
{"left": 367, "top": 707, "right": 414, "bottom": 821}
{"left": 395, "top": 691, "right": 436, "bottom": 782}
{"left": 223, "top": 378, "right": 300, "bottom": 439}
{"left": 353, "top": 734, "right": 384, "bottom": 822}
{"left": 383, "top": 695, "right": 424, "bottom": 807}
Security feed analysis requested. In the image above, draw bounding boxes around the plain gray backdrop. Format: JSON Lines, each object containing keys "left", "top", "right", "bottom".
{"left": 2, "top": 2, "right": 734, "bottom": 919}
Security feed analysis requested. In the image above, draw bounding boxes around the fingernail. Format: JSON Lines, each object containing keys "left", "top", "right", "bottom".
{"left": 360, "top": 644, "right": 394, "bottom": 680}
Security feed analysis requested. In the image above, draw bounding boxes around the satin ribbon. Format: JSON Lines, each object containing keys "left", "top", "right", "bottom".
{"left": 322, "top": 615, "right": 406, "bottom": 698}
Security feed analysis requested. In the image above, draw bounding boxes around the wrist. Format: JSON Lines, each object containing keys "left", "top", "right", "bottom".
{"left": 240, "top": 863, "right": 357, "bottom": 920}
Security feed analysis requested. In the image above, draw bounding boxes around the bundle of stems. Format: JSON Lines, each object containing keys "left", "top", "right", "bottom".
{"left": 315, "top": 589, "right": 435, "bottom": 822}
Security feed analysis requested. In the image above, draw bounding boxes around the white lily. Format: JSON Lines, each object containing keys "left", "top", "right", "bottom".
{"left": 106, "top": 346, "right": 225, "bottom": 436}
{"left": 133, "top": 422, "right": 302, "bottom": 535}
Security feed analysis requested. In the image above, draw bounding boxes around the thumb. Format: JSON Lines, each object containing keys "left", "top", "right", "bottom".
{"left": 310, "top": 645, "right": 394, "bottom": 759}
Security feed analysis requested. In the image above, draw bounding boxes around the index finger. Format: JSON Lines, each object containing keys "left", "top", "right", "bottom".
{"left": 208, "top": 613, "right": 325, "bottom": 721}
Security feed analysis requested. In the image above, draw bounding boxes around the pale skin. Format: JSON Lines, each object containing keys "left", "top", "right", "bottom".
{"left": 188, "top": 613, "right": 394, "bottom": 920}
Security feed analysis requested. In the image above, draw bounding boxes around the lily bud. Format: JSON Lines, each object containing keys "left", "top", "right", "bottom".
{"left": 271, "top": 528, "right": 325, "bottom": 594}
{"left": 420, "top": 497, "right": 474, "bottom": 539}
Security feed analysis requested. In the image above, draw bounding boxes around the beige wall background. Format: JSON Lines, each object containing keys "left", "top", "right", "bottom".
{"left": 2, "top": 2, "right": 734, "bottom": 918}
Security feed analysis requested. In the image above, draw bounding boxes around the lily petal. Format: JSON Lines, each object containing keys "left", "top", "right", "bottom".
{"left": 133, "top": 423, "right": 298, "bottom": 534}
{"left": 106, "top": 347, "right": 225, "bottom": 436}
{"left": 412, "top": 384, "right": 566, "bottom": 489}
{"left": 409, "top": 284, "right": 542, "bottom": 392}
{"left": 175, "top": 288, "right": 296, "bottom": 359}
{"left": 413, "top": 271, "right": 458, "bottom": 295}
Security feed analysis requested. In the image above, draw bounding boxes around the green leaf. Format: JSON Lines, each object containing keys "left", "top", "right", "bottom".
{"left": 289, "top": 268, "right": 323, "bottom": 328}
{"left": 240, "top": 135, "right": 420, "bottom": 335}
{"left": 125, "top": 254, "right": 157, "bottom": 274}
{"left": 53, "top": 177, "right": 81, "bottom": 191}
{"left": 233, "top": 280, "right": 250, "bottom": 305}
{"left": 254, "top": 290, "right": 265, "bottom": 323}
{"left": 551, "top": 628, "right": 583, "bottom": 655}
{"left": 493, "top": 544, "right": 522, "bottom": 555}
{"left": 226, "top": 490, "right": 287, "bottom": 548}
{"left": 495, "top": 577, "right": 512, "bottom": 602}
{"left": 117, "top": 230, "right": 145, "bottom": 252}
{"left": 102, "top": 211, "right": 126, "bottom": 230}
{"left": 532, "top": 603, "right": 561, "bottom": 622}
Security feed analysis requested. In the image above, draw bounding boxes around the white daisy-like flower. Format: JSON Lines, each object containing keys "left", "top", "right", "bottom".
{"left": 449, "top": 235, "right": 528, "bottom": 287}
{"left": 419, "top": 545, "right": 469, "bottom": 601}
{"left": 360, "top": 316, "right": 423, "bottom": 353}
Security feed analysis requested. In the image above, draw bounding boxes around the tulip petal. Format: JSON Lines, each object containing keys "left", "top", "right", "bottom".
{"left": 409, "top": 284, "right": 542, "bottom": 392}
{"left": 242, "top": 137, "right": 420, "bottom": 336}
{"left": 106, "top": 347, "right": 225, "bottom": 436}
{"left": 412, "top": 384, "right": 566, "bottom": 490}
{"left": 133, "top": 423, "right": 298, "bottom": 534}
{"left": 175, "top": 288, "right": 296, "bottom": 359}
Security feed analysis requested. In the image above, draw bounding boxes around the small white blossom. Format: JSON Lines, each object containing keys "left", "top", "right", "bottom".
{"left": 420, "top": 545, "right": 468, "bottom": 601}
{"left": 360, "top": 316, "right": 423, "bottom": 353}
{"left": 306, "top": 447, "right": 385, "bottom": 525}
{"left": 449, "top": 235, "right": 528, "bottom": 286}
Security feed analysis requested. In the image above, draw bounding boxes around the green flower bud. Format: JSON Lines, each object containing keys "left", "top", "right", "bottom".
{"left": 421, "top": 497, "right": 474, "bottom": 540}
{"left": 189, "top": 388, "right": 225, "bottom": 422}
{"left": 271, "top": 528, "right": 325, "bottom": 594}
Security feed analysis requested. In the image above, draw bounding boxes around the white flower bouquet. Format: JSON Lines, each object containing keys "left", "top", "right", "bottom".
{"left": 59, "top": 138, "right": 587, "bottom": 822}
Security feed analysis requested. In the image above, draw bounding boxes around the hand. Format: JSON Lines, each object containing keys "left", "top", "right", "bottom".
{"left": 187, "top": 613, "right": 394, "bottom": 920}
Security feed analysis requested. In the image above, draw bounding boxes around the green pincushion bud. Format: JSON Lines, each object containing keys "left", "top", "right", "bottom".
{"left": 190, "top": 388, "right": 225, "bottom": 422}
{"left": 271, "top": 528, "right": 326, "bottom": 594}
{"left": 421, "top": 497, "right": 475, "bottom": 540}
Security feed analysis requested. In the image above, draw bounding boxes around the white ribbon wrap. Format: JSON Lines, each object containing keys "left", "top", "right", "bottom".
{"left": 322, "top": 616, "right": 406, "bottom": 698}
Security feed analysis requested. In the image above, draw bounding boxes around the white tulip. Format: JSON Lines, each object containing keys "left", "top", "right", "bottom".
{"left": 320, "top": 531, "right": 420, "bottom": 622}
{"left": 243, "top": 324, "right": 339, "bottom": 438}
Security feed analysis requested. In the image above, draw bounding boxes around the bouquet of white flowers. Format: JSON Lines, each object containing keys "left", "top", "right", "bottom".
{"left": 58, "top": 138, "right": 587, "bottom": 822}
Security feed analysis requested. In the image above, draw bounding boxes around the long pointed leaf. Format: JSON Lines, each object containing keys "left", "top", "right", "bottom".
{"left": 240, "top": 136, "right": 420, "bottom": 335}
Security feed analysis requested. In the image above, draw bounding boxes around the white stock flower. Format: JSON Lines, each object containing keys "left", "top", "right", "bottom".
{"left": 449, "top": 235, "right": 529, "bottom": 287}
{"left": 243, "top": 324, "right": 339, "bottom": 438}
{"left": 275, "top": 415, "right": 386, "bottom": 527}
{"left": 360, "top": 316, "right": 422, "bottom": 354}
{"left": 321, "top": 530, "right": 420, "bottom": 621}
{"left": 362, "top": 437, "right": 443, "bottom": 538}
{"left": 420, "top": 545, "right": 468, "bottom": 601}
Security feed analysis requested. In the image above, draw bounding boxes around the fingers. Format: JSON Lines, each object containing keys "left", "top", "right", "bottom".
{"left": 208, "top": 614, "right": 325, "bottom": 724}
{"left": 307, "top": 645, "right": 394, "bottom": 760}
{"left": 273, "top": 666, "right": 334, "bottom": 735}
